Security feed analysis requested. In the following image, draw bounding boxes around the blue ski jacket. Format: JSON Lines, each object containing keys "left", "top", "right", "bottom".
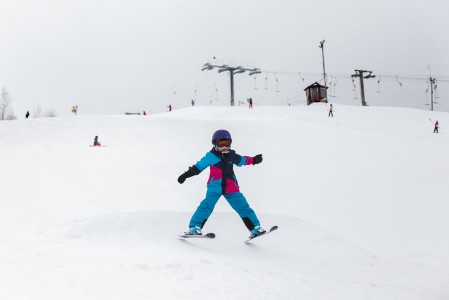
{"left": 186, "top": 148, "right": 255, "bottom": 195}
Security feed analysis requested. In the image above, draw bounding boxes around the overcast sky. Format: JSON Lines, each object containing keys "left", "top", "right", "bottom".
{"left": 1, "top": 0, "right": 448, "bottom": 117}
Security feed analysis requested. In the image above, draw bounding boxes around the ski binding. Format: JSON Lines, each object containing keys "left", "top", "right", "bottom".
{"left": 245, "top": 225, "right": 278, "bottom": 243}
{"left": 178, "top": 232, "right": 216, "bottom": 239}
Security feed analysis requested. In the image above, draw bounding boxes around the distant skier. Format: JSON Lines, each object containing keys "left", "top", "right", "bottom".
{"left": 434, "top": 120, "right": 439, "bottom": 133}
{"left": 72, "top": 105, "right": 78, "bottom": 115}
{"left": 93, "top": 136, "right": 101, "bottom": 146}
{"left": 177, "top": 129, "right": 266, "bottom": 238}
{"left": 249, "top": 97, "right": 253, "bottom": 109}
{"left": 168, "top": 104, "right": 172, "bottom": 112}
{"left": 191, "top": 99, "right": 195, "bottom": 107}
{"left": 328, "top": 104, "right": 334, "bottom": 117}
{"left": 25, "top": 111, "right": 30, "bottom": 119}
{"left": 143, "top": 110, "right": 147, "bottom": 116}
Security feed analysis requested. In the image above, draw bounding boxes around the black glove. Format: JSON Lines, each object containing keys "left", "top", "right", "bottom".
{"left": 177, "top": 166, "right": 201, "bottom": 184}
{"left": 178, "top": 173, "right": 188, "bottom": 184}
{"left": 253, "top": 154, "right": 263, "bottom": 165}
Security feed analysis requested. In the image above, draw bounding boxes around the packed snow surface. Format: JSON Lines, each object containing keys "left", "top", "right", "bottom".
{"left": 0, "top": 104, "right": 448, "bottom": 299}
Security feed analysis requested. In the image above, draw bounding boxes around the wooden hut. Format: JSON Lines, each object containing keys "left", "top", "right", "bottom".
{"left": 304, "top": 82, "right": 328, "bottom": 105}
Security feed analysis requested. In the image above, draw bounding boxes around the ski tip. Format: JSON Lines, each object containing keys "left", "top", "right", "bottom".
{"left": 205, "top": 233, "right": 216, "bottom": 239}
{"left": 270, "top": 225, "right": 278, "bottom": 232}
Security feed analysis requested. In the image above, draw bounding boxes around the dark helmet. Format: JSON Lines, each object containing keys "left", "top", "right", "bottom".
{"left": 211, "top": 129, "right": 232, "bottom": 145}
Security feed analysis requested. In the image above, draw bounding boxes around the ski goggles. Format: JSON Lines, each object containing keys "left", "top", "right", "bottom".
{"left": 216, "top": 139, "right": 231, "bottom": 148}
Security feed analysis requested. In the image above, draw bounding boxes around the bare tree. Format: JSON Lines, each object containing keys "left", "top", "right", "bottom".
{"left": 6, "top": 113, "right": 17, "bottom": 120}
{"left": 0, "top": 86, "right": 14, "bottom": 120}
{"left": 33, "top": 104, "right": 43, "bottom": 118}
{"left": 45, "top": 109, "right": 57, "bottom": 118}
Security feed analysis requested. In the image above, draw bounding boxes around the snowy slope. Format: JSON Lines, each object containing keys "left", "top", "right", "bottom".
{"left": 0, "top": 104, "right": 448, "bottom": 300}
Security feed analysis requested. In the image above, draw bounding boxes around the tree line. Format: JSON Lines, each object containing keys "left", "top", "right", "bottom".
{"left": 0, "top": 86, "right": 57, "bottom": 120}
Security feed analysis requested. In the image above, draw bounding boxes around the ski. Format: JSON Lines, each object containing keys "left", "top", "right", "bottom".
{"left": 178, "top": 232, "right": 216, "bottom": 239}
{"left": 245, "top": 225, "right": 278, "bottom": 243}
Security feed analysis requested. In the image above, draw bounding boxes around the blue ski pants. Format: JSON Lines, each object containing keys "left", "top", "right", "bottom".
{"left": 189, "top": 191, "right": 260, "bottom": 231}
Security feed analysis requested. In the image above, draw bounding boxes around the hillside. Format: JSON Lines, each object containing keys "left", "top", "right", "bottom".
{"left": 0, "top": 104, "right": 448, "bottom": 299}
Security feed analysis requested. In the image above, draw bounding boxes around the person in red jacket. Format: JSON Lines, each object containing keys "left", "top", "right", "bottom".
{"left": 93, "top": 136, "right": 101, "bottom": 146}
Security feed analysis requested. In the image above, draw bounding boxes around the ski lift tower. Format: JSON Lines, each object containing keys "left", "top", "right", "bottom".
{"left": 351, "top": 70, "right": 376, "bottom": 106}
{"left": 202, "top": 62, "right": 261, "bottom": 106}
{"left": 319, "top": 40, "right": 328, "bottom": 103}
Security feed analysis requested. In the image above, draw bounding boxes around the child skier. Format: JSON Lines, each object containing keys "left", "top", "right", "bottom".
{"left": 434, "top": 120, "right": 439, "bottom": 133}
{"left": 93, "top": 136, "right": 101, "bottom": 146}
{"left": 177, "top": 129, "right": 265, "bottom": 238}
